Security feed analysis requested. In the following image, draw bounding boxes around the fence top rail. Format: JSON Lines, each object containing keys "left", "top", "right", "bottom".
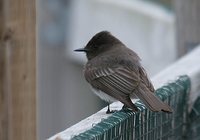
{"left": 48, "top": 46, "right": 200, "bottom": 140}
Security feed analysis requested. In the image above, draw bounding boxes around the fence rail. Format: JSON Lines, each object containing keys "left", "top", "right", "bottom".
{"left": 49, "top": 46, "right": 200, "bottom": 140}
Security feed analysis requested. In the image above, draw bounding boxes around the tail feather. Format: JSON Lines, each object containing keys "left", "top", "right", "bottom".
{"left": 134, "top": 85, "right": 173, "bottom": 113}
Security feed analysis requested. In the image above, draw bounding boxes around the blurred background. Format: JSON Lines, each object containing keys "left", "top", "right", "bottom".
{"left": 1, "top": 0, "right": 200, "bottom": 140}
{"left": 37, "top": 0, "right": 175, "bottom": 139}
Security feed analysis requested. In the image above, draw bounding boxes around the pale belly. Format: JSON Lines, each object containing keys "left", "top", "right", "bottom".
{"left": 91, "top": 87, "right": 117, "bottom": 103}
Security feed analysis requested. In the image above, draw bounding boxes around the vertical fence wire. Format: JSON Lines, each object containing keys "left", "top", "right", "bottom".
{"left": 188, "top": 96, "right": 200, "bottom": 140}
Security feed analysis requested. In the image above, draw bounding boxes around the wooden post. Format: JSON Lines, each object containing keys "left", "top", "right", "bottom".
{"left": 0, "top": 1, "right": 8, "bottom": 140}
{"left": 0, "top": 0, "right": 36, "bottom": 140}
{"left": 174, "top": 0, "right": 200, "bottom": 57}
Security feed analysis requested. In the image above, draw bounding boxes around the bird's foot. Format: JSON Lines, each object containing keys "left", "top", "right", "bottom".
{"left": 122, "top": 105, "right": 138, "bottom": 112}
{"left": 106, "top": 104, "right": 117, "bottom": 114}
{"left": 122, "top": 105, "right": 130, "bottom": 111}
{"left": 106, "top": 109, "right": 117, "bottom": 114}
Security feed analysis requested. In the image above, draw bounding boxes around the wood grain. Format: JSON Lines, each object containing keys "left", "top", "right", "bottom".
{"left": 0, "top": 1, "right": 8, "bottom": 140}
{"left": 0, "top": 0, "right": 36, "bottom": 140}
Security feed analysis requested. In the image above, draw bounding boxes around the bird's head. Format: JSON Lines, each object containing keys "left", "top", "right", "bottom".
{"left": 74, "top": 31, "right": 122, "bottom": 60}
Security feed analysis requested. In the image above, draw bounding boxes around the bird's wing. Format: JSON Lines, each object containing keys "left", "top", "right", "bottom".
{"left": 84, "top": 66, "right": 140, "bottom": 110}
{"left": 85, "top": 66, "right": 140, "bottom": 95}
{"left": 138, "top": 67, "right": 155, "bottom": 92}
{"left": 84, "top": 64, "right": 172, "bottom": 113}
{"left": 134, "top": 67, "right": 172, "bottom": 113}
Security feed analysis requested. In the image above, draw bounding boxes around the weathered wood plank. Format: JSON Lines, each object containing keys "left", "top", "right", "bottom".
{"left": 0, "top": 1, "right": 8, "bottom": 140}
{"left": 0, "top": 0, "right": 36, "bottom": 139}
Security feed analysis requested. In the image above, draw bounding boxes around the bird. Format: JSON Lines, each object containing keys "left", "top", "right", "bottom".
{"left": 74, "top": 31, "right": 173, "bottom": 114}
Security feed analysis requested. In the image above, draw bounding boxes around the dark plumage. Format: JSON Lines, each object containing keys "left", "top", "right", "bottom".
{"left": 75, "top": 31, "right": 173, "bottom": 113}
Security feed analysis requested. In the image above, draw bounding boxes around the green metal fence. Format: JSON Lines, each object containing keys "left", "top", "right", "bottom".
{"left": 188, "top": 96, "right": 200, "bottom": 140}
{"left": 71, "top": 75, "right": 192, "bottom": 140}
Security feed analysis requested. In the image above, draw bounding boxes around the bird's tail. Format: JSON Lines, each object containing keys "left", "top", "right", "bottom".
{"left": 134, "top": 84, "right": 173, "bottom": 113}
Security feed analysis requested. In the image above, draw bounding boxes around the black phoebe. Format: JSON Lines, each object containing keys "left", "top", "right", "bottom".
{"left": 75, "top": 31, "right": 172, "bottom": 114}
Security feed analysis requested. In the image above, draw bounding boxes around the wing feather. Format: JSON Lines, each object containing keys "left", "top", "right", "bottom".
{"left": 84, "top": 66, "right": 140, "bottom": 98}
{"left": 139, "top": 67, "right": 154, "bottom": 92}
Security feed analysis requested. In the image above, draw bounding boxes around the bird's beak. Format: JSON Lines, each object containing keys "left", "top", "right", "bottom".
{"left": 74, "top": 48, "right": 88, "bottom": 52}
